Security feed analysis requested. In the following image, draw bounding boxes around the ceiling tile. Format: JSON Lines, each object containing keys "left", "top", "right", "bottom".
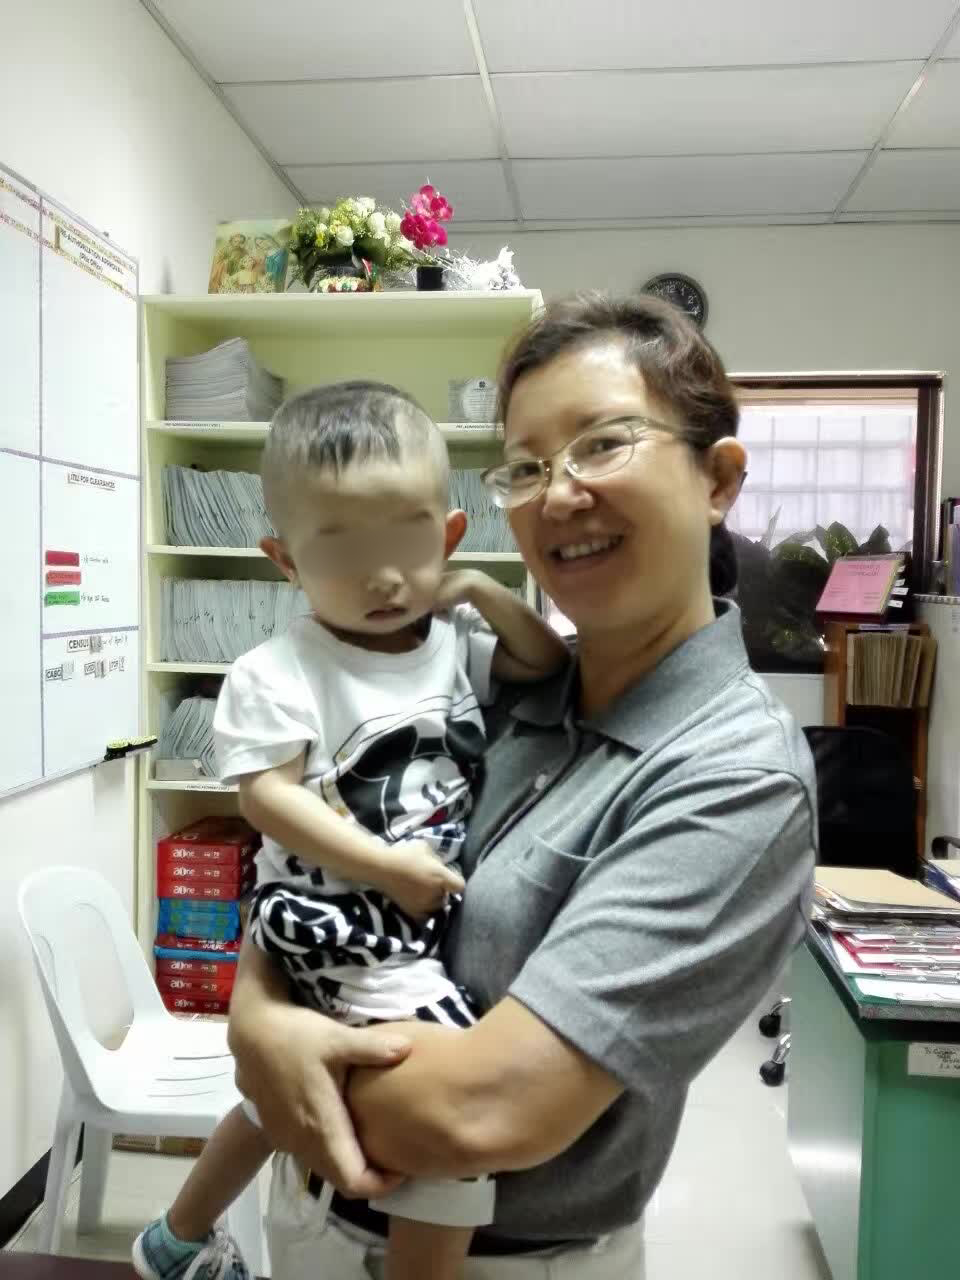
{"left": 513, "top": 153, "right": 865, "bottom": 219}
{"left": 222, "top": 79, "right": 499, "bottom": 165}
{"left": 845, "top": 149, "right": 960, "bottom": 211}
{"left": 475, "top": 0, "right": 957, "bottom": 71}
{"left": 285, "top": 161, "right": 515, "bottom": 221}
{"left": 496, "top": 63, "right": 922, "bottom": 157}
{"left": 153, "top": 0, "right": 476, "bottom": 80}
{"left": 886, "top": 61, "right": 960, "bottom": 146}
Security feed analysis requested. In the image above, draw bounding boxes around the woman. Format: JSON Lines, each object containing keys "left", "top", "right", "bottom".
{"left": 229, "top": 292, "right": 816, "bottom": 1277}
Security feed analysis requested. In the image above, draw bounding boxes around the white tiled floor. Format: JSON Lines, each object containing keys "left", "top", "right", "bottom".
{"left": 7, "top": 1007, "right": 832, "bottom": 1278}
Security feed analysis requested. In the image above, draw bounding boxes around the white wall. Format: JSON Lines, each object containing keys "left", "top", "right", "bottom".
{"left": 466, "top": 223, "right": 960, "bottom": 494}
{"left": 0, "top": 0, "right": 291, "bottom": 1198}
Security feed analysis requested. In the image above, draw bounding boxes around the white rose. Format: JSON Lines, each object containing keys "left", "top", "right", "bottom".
{"left": 357, "top": 197, "right": 376, "bottom": 215}
{"left": 368, "top": 211, "right": 386, "bottom": 234}
{"left": 334, "top": 225, "right": 354, "bottom": 247}
{"left": 385, "top": 211, "right": 402, "bottom": 232}
{"left": 317, "top": 206, "right": 331, "bottom": 223}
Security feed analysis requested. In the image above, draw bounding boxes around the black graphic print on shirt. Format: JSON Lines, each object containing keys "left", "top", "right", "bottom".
{"left": 321, "top": 692, "right": 485, "bottom": 844}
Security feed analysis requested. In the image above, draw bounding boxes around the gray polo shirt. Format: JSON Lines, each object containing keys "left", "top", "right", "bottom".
{"left": 445, "top": 600, "right": 816, "bottom": 1242}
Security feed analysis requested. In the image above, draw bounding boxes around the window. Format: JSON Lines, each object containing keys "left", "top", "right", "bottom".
{"left": 730, "top": 377, "right": 941, "bottom": 673}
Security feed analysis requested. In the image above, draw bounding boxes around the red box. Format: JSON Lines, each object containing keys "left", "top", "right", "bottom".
{"left": 157, "top": 817, "right": 259, "bottom": 869}
{"left": 157, "top": 973, "right": 235, "bottom": 999}
{"left": 154, "top": 934, "right": 242, "bottom": 956}
{"left": 156, "top": 955, "right": 237, "bottom": 980}
{"left": 157, "top": 876, "right": 254, "bottom": 902}
{"left": 156, "top": 860, "right": 255, "bottom": 890}
{"left": 161, "top": 992, "right": 231, "bottom": 1016}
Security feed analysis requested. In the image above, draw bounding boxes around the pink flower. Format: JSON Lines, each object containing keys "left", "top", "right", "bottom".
{"left": 434, "top": 225, "right": 448, "bottom": 246}
{"left": 419, "top": 184, "right": 436, "bottom": 198}
{"left": 430, "top": 196, "right": 453, "bottom": 221}
{"left": 410, "top": 192, "right": 432, "bottom": 216}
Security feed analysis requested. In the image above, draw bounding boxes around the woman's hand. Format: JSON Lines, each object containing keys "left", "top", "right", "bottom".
{"left": 230, "top": 990, "right": 413, "bottom": 1198}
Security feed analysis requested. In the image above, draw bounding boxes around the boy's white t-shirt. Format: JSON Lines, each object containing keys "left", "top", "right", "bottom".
{"left": 213, "top": 608, "right": 496, "bottom": 894}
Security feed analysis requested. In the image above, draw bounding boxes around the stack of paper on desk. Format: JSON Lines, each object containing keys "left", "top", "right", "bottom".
{"left": 814, "top": 867, "right": 960, "bottom": 1003}
{"left": 165, "top": 338, "right": 283, "bottom": 422}
{"left": 160, "top": 578, "right": 306, "bottom": 662}
{"left": 163, "top": 465, "right": 272, "bottom": 547}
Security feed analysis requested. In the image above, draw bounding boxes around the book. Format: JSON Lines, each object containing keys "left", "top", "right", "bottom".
{"left": 816, "top": 867, "right": 960, "bottom": 919}
{"left": 816, "top": 553, "right": 907, "bottom": 620}
{"left": 843, "top": 628, "right": 934, "bottom": 708}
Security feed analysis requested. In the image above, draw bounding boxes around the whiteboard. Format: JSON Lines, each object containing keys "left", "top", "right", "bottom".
{"left": 0, "top": 161, "right": 140, "bottom": 796}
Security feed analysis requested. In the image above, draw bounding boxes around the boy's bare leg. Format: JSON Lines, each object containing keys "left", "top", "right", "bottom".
{"left": 166, "top": 1104, "right": 272, "bottom": 1243}
{"left": 386, "top": 1217, "right": 473, "bottom": 1280}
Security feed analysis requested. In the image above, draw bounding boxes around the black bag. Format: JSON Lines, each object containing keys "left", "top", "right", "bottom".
{"left": 803, "top": 726, "right": 916, "bottom": 879}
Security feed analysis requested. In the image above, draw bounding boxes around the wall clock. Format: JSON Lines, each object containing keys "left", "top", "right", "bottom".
{"left": 642, "top": 273, "right": 708, "bottom": 328}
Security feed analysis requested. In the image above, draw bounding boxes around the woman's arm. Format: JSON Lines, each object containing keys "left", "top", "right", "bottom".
{"left": 227, "top": 937, "right": 413, "bottom": 1197}
{"left": 349, "top": 997, "right": 622, "bottom": 1178}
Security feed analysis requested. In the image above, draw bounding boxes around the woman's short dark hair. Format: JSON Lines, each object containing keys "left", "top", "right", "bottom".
{"left": 498, "top": 291, "right": 739, "bottom": 450}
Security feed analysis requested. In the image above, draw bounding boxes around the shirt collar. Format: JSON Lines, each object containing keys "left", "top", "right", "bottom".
{"left": 510, "top": 600, "right": 750, "bottom": 751}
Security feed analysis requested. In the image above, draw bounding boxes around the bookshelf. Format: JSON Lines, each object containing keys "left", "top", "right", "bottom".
{"left": 823, "top": 620, "right": 931, "bottom": 871}
{"left": 136, "top": 291, "right": 542, "bottom": 950}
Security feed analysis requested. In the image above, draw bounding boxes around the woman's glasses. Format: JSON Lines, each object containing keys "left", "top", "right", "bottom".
{"left": 481, "top": 416, "right": 680, "bottom": 510}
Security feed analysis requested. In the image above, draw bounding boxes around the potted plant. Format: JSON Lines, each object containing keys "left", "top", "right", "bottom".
{"left": 400, "top": 184, "right": 455, "bottom": 290}
{"left": 288, "top": 197, "right": 413, "bottom": 292}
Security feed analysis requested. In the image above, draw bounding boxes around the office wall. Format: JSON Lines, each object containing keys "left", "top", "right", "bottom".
{"left": 466, "top": 223, "right": 960, "bottom": 493}
{"left": 0, "top": 0, "right": 291, "bottom": 1198}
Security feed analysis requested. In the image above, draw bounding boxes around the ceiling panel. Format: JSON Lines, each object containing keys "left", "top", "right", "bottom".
{"left": 285, "top": 161, "right": 515, "bottom": 221}
{"left": 846, "top": 149, "right": 960, "bottom": 211}
{"left": 513, "top": 153, "right": 865, "bottom": 219}
{"left": 153, "top": 0, "right": 476, "bottom": 81}
{"left": 475, "top": 0, "right": 957, "bottom": 72}
{"left": 885, "top": 61, "right": 960, "bottom": 146}
{"left": 496, "top": 63, "right": 922, "bottom": 157}
{"left": 223, "top": 78, "right": 499, "bottom": 165}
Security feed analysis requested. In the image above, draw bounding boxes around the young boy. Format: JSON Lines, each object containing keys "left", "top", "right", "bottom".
{"left": 133, "top": 382, "right": 567, "bottom": 1280}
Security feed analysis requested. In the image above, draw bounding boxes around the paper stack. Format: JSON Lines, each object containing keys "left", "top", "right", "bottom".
{"left": 163, "top": 465, "right": 272, "bottom": 547}
{"left": 815, "top": 866, "right": 960, "bottom": 1004}
{"left": 160, "top": 578, "right": 305, "bottom": 662}
{"left": 450, "top": 469, "right": 516, "bottom": 553}
{"left": 155, "top": 816, "right": 259, "bottom": 1015}
{"left": 156, "top": 695, "right": 218, "bottom": 777}
{"left": 165, "top": 338, "right": 283, "bottom": 422}
{"left": 846, "top": 630, "right": 936, "bottom": 708}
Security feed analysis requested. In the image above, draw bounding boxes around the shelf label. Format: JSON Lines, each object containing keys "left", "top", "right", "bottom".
{"left": 908, "top": 1043, "right": 960, "bottom": 1078}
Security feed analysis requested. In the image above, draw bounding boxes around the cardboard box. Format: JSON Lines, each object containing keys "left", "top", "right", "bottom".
{"left": 113, "top": 1134, "right": 206, "bottom": 1157}
{"left": 161, "top": 992, "right": 231, "bottom": 1015}
{"left": 156, "top": 858, "right": 255, "bottom": 885}
{"left": 157, "top": 973, "right": 235, "bottom": 999}
{"left": 155, "top": 955, "right": 237, "bottom": 979}
{"left": 157, "top": 816, "right": 259, "bottom": 868}
{"left": 154, "top": 933, "right": 242, "bottom": 956}
{"left": 157, "top": 875, "right": 254, "bottom": 902}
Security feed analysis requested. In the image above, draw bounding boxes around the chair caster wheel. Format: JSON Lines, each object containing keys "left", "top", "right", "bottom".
{"left": 759, "top": 1012, "right": 782, "bottom": 1038}
{"left": 760, "top": 1058, "right": 786, "bottom": 1086}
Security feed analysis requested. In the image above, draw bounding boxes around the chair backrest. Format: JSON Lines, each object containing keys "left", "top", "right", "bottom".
{"left": 803, "top": 725, "right": 917, "bottom": 879}
{"left": 18, "top": 866, "right": 167, "bottom": 1099}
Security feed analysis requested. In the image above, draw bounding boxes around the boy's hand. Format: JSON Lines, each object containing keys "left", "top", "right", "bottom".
{"left": 381, "top": 840, "right": 465, "bottom": 920}
{"left": 433, "top": 569, "right": 484, "bottom": 612}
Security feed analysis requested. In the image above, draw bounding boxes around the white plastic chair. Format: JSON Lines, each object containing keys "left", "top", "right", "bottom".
{"left": 18, "top": 866, "right": 262, "bottom": 1272}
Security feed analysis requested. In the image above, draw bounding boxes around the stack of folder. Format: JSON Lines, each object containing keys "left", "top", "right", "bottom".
{"left": 815, "top": 867, "right": 960, "bottom": 1005}
{"left": 845, "top": 629, "right": 936, "bottom": 708}
{"left": 160, "top": 578, "right": 305, "bottom": 662}
{"left": 156, "top": 695, "right": 218, "bottom": 777}
{"left": 163, "top": 464, "right": 273, "bottom": 548}
{"left": 450, "top": 469, "right": 516, "bottom": 553}
{"left": 165, "top": 338, "right": 283, "bottom": 422}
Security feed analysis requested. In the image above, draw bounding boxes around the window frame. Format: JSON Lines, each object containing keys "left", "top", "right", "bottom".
{"left": 731, "top": 373, "right": 943, "bottom": 591}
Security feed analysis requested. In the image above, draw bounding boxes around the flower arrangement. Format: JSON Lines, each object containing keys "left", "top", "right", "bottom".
{"left": 399, "top": 184, "right": 455, "bottom": 263}
{"left": 289, "top": 197, "right": 413, "bottom": 291}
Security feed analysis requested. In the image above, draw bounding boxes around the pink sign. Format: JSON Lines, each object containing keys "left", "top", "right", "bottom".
{"left": 816, "top": 557, "right": 899, "bottom": 616}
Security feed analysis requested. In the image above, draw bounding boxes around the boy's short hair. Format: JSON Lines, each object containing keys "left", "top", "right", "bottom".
{"left": 262, "top": 381, "right": 448, "bottom": 531}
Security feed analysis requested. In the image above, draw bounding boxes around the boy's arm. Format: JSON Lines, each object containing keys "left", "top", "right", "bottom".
{"left": 436, "top": 569, "right": 568, "bottom": 683}
{"left": 238, "top": 755, "right": 463, "bottom": 915}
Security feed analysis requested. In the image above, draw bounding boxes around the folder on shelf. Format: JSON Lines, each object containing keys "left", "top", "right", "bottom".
{"left": 165, "top": 337, "right": 283, "bottom": 422}
{"left": 816, "top": 867, "right": 960, "bottom": 920}
{"left": 816, "top": 553, "right": 908, "bottom": 621}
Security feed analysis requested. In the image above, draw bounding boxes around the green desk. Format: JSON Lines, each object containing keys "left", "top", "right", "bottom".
{"left": 788, "top": 931, "right": 960, "bottom": 1280}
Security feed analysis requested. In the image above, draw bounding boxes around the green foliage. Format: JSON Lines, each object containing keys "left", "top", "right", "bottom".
{"left": 289, "top": 199, "right": 414, "bottom": 290}
{"left": 734, "top": 515, "right": 894, "bottom": 671}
